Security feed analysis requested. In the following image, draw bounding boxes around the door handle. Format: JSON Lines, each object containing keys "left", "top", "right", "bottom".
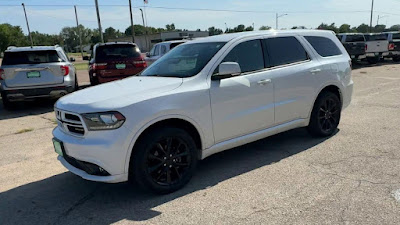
{"left": 257, "top": 79, "right": 272, "bottom": 86}
{"left": 310, "top": 69, "right": 322, "bottom": 74}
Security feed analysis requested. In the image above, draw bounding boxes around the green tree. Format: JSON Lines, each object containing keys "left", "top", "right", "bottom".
{"left": 104, "top": 27, "right": 123, "bottom": 41}
{"left": 245, "top": 26, "right": 254, "bottom": 31}
{"left": 388, "top": 25, "right": 400, "bottom": 31}
{"left": 356, "top": 23, "right": 370, "bottom": 33}
{"left": 0, "top": 24, "right": 28, "bottom": 53}
{"left": 166, "top": 23, "right": 176, "bottom": 31}
{"left": 318, "top": 23, "right": 338, "bottom": 33}
{"left": 259, "top": 26, "right": 271, "bottom": 30}
{"left": 373, "top": 25, "right": 386, "bottom": 33}
{"left": 208, "top": 26, "right": 223, "bottom": 36}
{"left": 339, "top": 24, "right": 351, "bottom": 33}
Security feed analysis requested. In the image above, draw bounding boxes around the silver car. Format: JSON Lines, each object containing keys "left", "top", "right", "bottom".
{"left": 0, "top": 45, "right": 78, "bottom": 108}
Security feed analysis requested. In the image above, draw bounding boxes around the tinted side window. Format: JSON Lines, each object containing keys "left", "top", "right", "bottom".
{"left": 222, "top": 40, "right": 264, "bottom": 73}
{"left": 345, "top": 35, "right": 365, "bottom": 42}
{"left": 305, "top": 36, "right": 342, "bottom": 57}
{"left": 2, "top": 50, "right": 63, "bottom": 65}
{"left": 160, "top": 45, "right": 167, "bottom": 55}
{"left": 264, "top": 37, "right": 308, "bottom": 67}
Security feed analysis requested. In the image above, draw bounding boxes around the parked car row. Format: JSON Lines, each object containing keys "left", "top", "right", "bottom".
{"left": 337, "top": 32, "right": 400, "bottom": 64}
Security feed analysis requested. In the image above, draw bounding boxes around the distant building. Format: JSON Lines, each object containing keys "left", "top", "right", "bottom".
{"left": 109, "top": 31, "right": 209, "bottom": 52}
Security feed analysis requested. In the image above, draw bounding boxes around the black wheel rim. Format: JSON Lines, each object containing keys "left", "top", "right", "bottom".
{"left": 318, "top": 97, "right": 340, "bottom": 133}
{"left": 145, "top": 137, "right": 191, "bottom": 186}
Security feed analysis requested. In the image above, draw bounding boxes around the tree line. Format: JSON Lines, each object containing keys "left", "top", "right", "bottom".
{"left": 1, "top": 22, "right": 400, "bottom": 53}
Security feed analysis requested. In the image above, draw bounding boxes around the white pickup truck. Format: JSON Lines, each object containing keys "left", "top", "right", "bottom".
{"left": 364, "top": 33, "right": 389, "bottom": 64}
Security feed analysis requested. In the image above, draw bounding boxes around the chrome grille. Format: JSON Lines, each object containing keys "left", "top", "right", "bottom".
{"left": 55, "top": 109, "right": 86, "bottom": 136}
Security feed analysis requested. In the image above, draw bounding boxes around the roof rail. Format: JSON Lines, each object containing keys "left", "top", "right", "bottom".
{"left": 54, "top": 44, "right": 60, "bottom": 48}
{"left": 7, "top": 46, "right": 16, "bottom": 50}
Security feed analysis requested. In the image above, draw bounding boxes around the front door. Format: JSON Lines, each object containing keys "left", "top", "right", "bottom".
{"left": 210, "top": 39, "right": 275, "bottom": 143}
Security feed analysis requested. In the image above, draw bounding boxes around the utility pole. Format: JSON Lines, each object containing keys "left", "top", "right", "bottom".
{"left": 276, "top": 13, "right": 288, "bottom": 30}
{"left": 139, "top": 8, "right": 148, "bottom": 51}
{"left": 369, "top": 0, "right": 374, "bottom": 33}
{"left": 377, "top": 15, "right": 388, "bottom": 26}
{"left": 74, "top": 5, "right": 84, "bottom": 58}
{"left": 22, "top": 3, "right": 33, "bottom": 47}
{"left": 94, "top": 0, "right": 104, "bottom": 43}
{"left": 129, "top": 0, "right": 135, "bottom": 43}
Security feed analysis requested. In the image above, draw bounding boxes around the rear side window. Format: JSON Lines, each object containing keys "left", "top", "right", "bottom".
{"left": 264, "top": 37, "right": 308, "bottom": 67}
{"left": 365, "top": 34, "right": 387, "bottom": 41}
{"left": 305, "top": 36, "right": 342, "bottom": 57}
{"left": 2, "top": 50, "right": 63, "bottom": 65}
{"left": 95, "top": 44, "right": 141, "bottom": 60}
{"left": 345, "top": 35, "right": 365, "bottom": 42}
{"left": 222, "top": 40, "right": 264, "bottom": 73}
{"left": 170, "top": 42, "right": 184, "bottom": 49}
{"left": 160, "top": 45, "right": 167, "bottom": 55}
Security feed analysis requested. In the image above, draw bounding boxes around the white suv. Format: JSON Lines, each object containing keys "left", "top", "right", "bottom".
{"left": 52, "top": 30, "right": 353, "bottom": 194}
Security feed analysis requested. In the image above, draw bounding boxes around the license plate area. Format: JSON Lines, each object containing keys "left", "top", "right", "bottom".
{"left": 52, "top": 138, "right": 64, "bottom": 156}
{"left": 116, "top": 64, "right": 126, "bottom": 69}
{"left": 27, "top": 71, "right": 41, "bottom": 78}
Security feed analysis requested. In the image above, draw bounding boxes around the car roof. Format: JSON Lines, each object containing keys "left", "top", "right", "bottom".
{"left": 188, "top": 30, "right": 335, "bottom": 44}
{"left": 96, "top": 42, "right": 137, "bottom": 47}
{"left": 337, "top": 33, "right": 365, "bottom": 36}
{"left": 5, "top": 46, "right": 60, "bottom": 52}
{"left": 156, "top": 40, "right": 187, "bottom": 45}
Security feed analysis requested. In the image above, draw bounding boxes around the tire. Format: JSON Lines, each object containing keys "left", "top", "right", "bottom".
{"left": 74, "top": 75, "right": 79, "bottom": 91}
{"left": 89, "top": 73, "right": 98, "bottom": 86}
{"left": 1, "top": 92, "right": 12, "bottom": 109}
{"left": 307, "top": 91, "right": 341, "bottom": 137}
{"left": 367, "top": 57, "right": 379, "bottom": 64}
{"left": 130, "top": 127, "right": 198, "bottom": 194}
{"left": 393, "top": 56, "right": 400, "bottom": 62}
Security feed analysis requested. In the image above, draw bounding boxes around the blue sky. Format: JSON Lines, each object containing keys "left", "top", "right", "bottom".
{"left": 1, "top": 0, "right": 400, "bottom": 34}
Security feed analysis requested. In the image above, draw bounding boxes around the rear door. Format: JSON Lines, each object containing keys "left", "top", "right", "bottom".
{"left": 2, "top": 50, "right": 65, "bottom": 88}
{"left": 95, "top": 44, "right": 143, "bottom": 77}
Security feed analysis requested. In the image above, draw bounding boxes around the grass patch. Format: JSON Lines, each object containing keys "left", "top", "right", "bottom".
{"left": 15, "top": 128, "right": 34, "bottom": 134}
{"left": 74, "top": 62, "right": 88, "bottom": 71}
{"left": 68, "top": 52, "right": 89, "bottom": 57}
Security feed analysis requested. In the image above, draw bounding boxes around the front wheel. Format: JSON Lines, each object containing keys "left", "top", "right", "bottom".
{"left": 89, "top": 73, "right": 99, "bottom": 86}
{"left": 367, "top": 57, "right": 379, "bottom": 64}
{"left": 130, "top": 127, "right": 198, "bottom": 194}
{"left": 1, "top": 92, "right": 12, "bottom": 109}
{"left": 308, "top": 92, "right": 341, "bottom": 137}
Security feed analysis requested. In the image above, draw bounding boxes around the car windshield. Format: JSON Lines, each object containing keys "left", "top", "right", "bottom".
{"left": 393, "top": 33, "right": 400, "bottom": 40}
{"left": 2, "top": 50, "right": 63, "bottom": 65}
{"left": 96, "top": 44, "right": 141, "bottom": 60}
{"left": 345, "top": 35, "right": 365, "bottom": 42}
{"left": 141, "top": 42, "right": 226, "bottom": 78}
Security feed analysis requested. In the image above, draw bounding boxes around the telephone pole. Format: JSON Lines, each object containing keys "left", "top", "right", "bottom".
{"left": 74, "top": 6, "right": 84, "bottom": 58}
{"left": 139, "top": 8, "right": 148, "bottom": 50}
{"left": 129, "top": 0, "right": 135, "bottom": 42}
{"left": 22, "top": 3, "right": 33, "bottom": 47}
{"left": 94, "top": 0, "right": 104, "bottom": 43}
{"left": 369, "top": 0, "right": 374, "bottom": 33}
{"left": 276, "top": 13, "right": 288, "bottom": 30}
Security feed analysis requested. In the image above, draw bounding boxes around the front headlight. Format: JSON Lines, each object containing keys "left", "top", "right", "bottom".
{"left": 82, "top": 111, "right": 126, "bottom": 131}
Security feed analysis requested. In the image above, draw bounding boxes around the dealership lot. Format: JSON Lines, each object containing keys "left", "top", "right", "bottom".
{"left": 1, "top": 62, "right": 400, "bottom": 224}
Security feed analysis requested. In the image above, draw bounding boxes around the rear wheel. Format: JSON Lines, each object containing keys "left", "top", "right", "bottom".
{"left": 367, "top": 57, "right": 379, "bottom": 64}
{"left": 308, "top": 91, "right": 341, "bottom": 137}
{"left": 1, "top": 92, "right": 12, "bottom": 109}
{"left": 393, "top": 56, "right": 400, "bottom": 62}
{"left": 130, "top": 127, "right": 198, "bottom": 194}
{"left": 74, "top": 75, "right": 79, "bottom": 91}
{"left": 89, "top": 73, "right": 99, "bottom": 86}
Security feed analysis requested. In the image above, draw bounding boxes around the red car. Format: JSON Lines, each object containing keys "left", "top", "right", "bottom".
{"left": 88, "top": 42, "right": 147, "bottom": 85}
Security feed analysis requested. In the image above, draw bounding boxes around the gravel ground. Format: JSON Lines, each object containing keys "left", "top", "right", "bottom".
{"left": 0, "top": 61, "right": 400, "bottom": 225}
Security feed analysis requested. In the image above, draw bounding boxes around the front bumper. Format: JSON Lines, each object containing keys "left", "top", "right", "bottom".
{"left": 342, "top": 80, "right": 354, "bottom": 110}
{"left": 52, "top": 125, "right": 132, "bottom": 183}
{"left": 2, "top": 86, "right": 74, "bottom": 102}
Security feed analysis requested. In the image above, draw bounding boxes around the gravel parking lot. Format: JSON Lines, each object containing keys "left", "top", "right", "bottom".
{"left": 1, "top": 62, "right": 400, "bottom": 225}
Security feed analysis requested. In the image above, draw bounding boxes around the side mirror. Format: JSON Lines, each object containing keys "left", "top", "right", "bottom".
{"left": 212, "top": 62, "right": 241, "bottom": 80}
{"left": 70, "top": 57, "right": 76, "bottom": 62}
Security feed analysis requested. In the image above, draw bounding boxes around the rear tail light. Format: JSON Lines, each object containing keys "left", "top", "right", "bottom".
{"left": 365, "top": 44, "right": 368, "bottom": 51}
{"left": 133, "top": 58, "right": 147, "bottom": 68}
{"left": 93, "top": 63, "right": 107, "bottom": 70}
{"left": 0, "top": 68, "right": 4, "bottom": 80}
{"left": 389, "top": 43, "right": 395, "bottom": 50}
{"left": 60, "top": 65, "right": 69, "bottom": 76}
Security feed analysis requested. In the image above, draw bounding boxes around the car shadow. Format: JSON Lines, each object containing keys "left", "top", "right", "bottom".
{"left": 0, "top": 128, "right": 338, "bottom": 225}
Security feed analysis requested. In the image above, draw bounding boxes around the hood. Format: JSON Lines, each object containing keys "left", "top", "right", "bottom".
{"left": 55, "top": 76, "right": 183, "bottom": 113}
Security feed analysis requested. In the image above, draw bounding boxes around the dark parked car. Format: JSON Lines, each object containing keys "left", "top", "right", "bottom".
{"left": 337, "top": 33, "right": 366, "bottom": 62}
{"left": 383, "top": 32, "right": 400, "bottom": 62}
{"left": 88, "top": 42, "right": 147, "bottom": 85}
